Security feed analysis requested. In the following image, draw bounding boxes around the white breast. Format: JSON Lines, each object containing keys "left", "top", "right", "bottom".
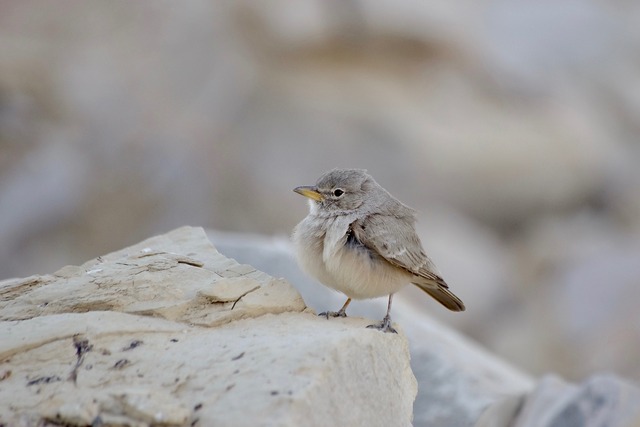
{"left": 292, "top": 215, "right": 338, "bottom": 288}
{"left": 324, "top": 237, "right": 411, "bottom": 299}
{"left": 293, "top": 214, "right": 411, "bottom": 300}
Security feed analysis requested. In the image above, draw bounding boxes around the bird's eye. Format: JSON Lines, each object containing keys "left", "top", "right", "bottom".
{"left": 333, "top": 189, "right": 344, "bottom": 197}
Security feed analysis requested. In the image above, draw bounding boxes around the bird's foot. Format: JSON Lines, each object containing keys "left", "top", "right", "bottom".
{"left": 366, "top": 315, "right": 397, "bottom": 334}
{"left": 318, "top": 309, "right": 347, "bottom": 319}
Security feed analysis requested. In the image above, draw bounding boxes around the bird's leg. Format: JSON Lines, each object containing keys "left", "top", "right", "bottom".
{"left": 319, "top": 298, "right": 351, "bottom": 319}
{"left": 367, "top": 294, "right": 398, "bottom": 334}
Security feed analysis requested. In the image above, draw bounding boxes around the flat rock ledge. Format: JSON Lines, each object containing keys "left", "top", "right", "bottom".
{"left": 0, "top": 227, "right": 417, "bottom": 427}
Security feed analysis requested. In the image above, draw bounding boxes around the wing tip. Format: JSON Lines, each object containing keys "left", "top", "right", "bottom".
{"left": 412, "top": 281, "right": 466, "bottom": 312}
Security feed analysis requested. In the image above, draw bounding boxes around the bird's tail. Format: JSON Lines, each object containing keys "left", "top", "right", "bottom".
{"left": 412, "top": 280, "right": 466, "bottom": 312}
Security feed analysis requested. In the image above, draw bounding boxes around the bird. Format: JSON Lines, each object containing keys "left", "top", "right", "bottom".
{"left": 291, "top": 168, "right": 465, "bottom": 333}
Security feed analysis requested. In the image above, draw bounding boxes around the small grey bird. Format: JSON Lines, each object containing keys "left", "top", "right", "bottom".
{"left": 292, "top": 168, "right": 465, "bottom": 333}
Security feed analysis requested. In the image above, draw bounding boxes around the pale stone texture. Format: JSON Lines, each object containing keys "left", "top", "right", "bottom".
{"left": 1, "top": 312, "right": 416, "bottom": 427}
{"left": 210, "top": 229, "right": 640, "bottom": 427}
{"left": 0, "top": 227, "right": 305, "bottom": 328}
{"left": 0, "top": 227, "right": 417, "bottom": 426}
{"left": 210, "top": 230, "right": 534, "bottom": 426}
{"left": 479, "top": 375, "right": 640, "bottom": 427}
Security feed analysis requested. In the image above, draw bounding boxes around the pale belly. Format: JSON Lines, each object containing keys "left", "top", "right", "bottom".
{"left": 292, "top": 216, "right": 411, "bottom": 299}
{"left": 323, "top": 240, "right": 411, "bottom": 299}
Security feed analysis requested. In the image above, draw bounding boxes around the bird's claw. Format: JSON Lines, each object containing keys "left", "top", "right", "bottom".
{"left": 366, "top": 315, "right": 397, "bottom": 334}
{"left": 318, "top": 310, "right": 347, "bottom": 319}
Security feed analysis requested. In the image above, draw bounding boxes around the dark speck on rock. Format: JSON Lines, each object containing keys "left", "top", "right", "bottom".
{"left": 122, "top": 340, "right": 143, "bottom": 351}
{"left": 27, "top": 375, "right": 62, "bottom": 386}
{"left": 113, "top": 359, "right": 130, "bottom": 369}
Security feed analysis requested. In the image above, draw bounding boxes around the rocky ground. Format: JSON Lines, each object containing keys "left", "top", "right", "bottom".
{"left": 1, "top": 228, "right": 415, "bottom": 426}
{"left": 2, "top": 227, "right": 639, "bottom": 426}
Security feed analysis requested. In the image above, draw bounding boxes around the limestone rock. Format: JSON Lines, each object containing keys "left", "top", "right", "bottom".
{"left": 479, "top": 374, "right": 640, "bottom": 427}
{"left": 209, "top": 229, "right": 535, "bottom": 426}
{"left": 0, "top": 227, "right": 417, "bottom": 426}
{"left": 1, "top": 312, "right": 416, "bottom": 427}
{"left": 210, "top": 229, "right": 640, "bottom": 427}
{"left": 0, "top": 226, "right": 305, "bottom": 327}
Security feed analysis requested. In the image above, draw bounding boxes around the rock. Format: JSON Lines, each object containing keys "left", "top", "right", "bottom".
{"left": 0, "top": 226, "right": 305, "bottom": 327}
{"left": 209, "top": 229, "right": 535, "bottom": 426}
{"left": 210, "top": 227, "right": 640, "bottom": 425}
{"left": 479, "top": 374, "right": 640, "bottom": 427}
{"left": 0, "top": 227, "right": 417, "bottom": 426}
{"left": 395, "top": 303, "right": 533, "bottom": 427}
{"left": 1, "top": 312, "right": 417, "bottom": 427}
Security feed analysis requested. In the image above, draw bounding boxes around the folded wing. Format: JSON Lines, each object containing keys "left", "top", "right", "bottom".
{"left": 352, "top": 214, "right": 465, "bottom": 312}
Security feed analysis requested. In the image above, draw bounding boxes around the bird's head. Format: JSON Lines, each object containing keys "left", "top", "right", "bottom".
{"left": 294, "top": 169, "right": 374, "bottom": 214}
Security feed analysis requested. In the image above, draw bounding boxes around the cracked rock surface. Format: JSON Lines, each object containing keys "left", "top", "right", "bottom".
{"left": 0, "top": 227, "right": 417, "bottom": 426}
{"left": 1, "top": 226, "right": 304, "bottom": 327}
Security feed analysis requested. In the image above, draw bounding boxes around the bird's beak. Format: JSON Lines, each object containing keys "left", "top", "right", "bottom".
{"left": 293, "top": 185, "right": 323, "bottom": 201}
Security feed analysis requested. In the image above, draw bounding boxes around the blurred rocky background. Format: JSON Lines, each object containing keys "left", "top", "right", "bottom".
{"left": 1, "top": 0, "right": 639, "bottom": 386}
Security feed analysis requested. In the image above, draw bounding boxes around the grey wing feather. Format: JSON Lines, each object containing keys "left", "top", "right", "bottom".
{"left": 352, "top": 214, "right": 439, "bottom": 280}
{"left": 352, "top": 214, "right": 465, "bottom": 312}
